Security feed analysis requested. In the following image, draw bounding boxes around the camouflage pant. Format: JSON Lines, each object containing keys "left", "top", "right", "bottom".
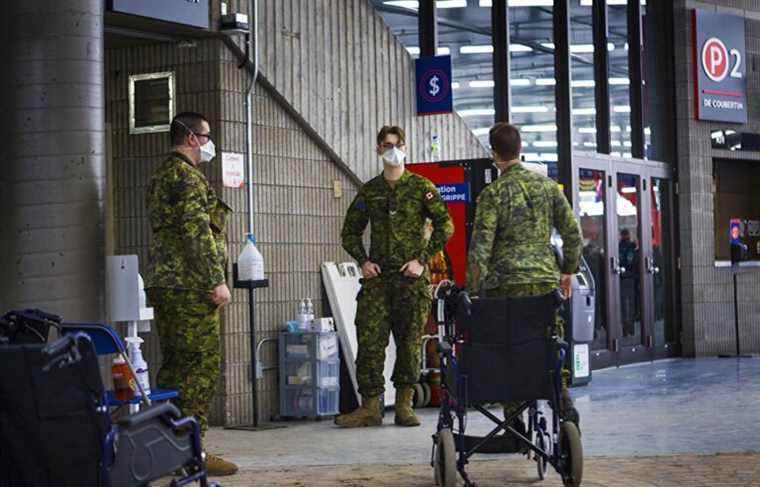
{"left": 355, "top": 274, "right": 430, "bottom": 398}
{"left": 147, "top": 288, "right": 221, "bottom": 434}
{"left": 481, "top": 283, "right": 569, "bottom": 417}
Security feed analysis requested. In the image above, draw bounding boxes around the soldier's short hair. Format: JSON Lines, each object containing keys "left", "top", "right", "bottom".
{"left": 376, "top": 125, "right": 406, "bottom": 146}
{"left": 170, "top": 112, "right": 209, "bottom": 147}
{"left": 489, "top": 123, "right": 522, "bottom": 161}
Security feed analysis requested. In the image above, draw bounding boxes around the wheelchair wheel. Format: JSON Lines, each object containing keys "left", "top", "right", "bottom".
{"left": 559, "top": 422, "right": 583, "bottom": 487}
{"left": 422, "top": 382, "right": 432, "bottom": 407}
{"left": 536, "top": 431, "right": 548, "bottom": 480}
{"left": 413, "top": 383, "right": 425, "bottom": 408}
{"left": 433, "top": 428, "right": 458, "bottom": 487}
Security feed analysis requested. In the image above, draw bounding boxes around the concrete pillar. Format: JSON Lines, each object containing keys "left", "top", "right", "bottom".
{"left": 1, "top": 0, "right": 105, "bottom": 321}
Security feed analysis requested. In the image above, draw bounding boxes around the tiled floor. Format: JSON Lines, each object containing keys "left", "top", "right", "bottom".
{"left": 205, "top": 357, "right": 760, "bottom": 474}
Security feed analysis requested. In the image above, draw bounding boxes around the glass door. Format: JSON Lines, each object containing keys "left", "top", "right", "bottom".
{"left": 573, "top": 157, "right": 615, "bottom": 369}
{"left": 572, "top": 154, "right": 678, "bottom": 368}
{"left": 644, "top": 172, "right": 678, "bottom": 358}
{"left": 611, "top": 165, "right": 648, "bottom": 364}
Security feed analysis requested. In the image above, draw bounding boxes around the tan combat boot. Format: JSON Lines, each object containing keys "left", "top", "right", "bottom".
{"left": 205, "top": 453, "right": 239, "bottom": 476}
{"left": 394, "top": 387, "right": 421, "bottom": 427}
{"left": 334, "top": 395, "right": 383, "bottom": 428}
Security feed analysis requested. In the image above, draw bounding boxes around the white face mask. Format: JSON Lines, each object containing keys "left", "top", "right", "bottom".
{"left": 199, "top": 139, "right": 216, "bottom": 163}
{"left": 382, "top": 147, "right": 406, "bottom": 167}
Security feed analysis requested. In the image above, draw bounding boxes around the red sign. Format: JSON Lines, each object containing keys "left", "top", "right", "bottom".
{"left": 701, "top": 37, "right": 728, "bottom": 82}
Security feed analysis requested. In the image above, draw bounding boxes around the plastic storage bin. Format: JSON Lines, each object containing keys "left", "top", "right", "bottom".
{"left": 279, "top": 331, "right": 340, "bottom": 419}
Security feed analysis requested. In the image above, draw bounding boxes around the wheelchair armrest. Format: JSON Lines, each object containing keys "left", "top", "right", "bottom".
{"left": 118, "top": 402, "right": 182, "bottom": 429}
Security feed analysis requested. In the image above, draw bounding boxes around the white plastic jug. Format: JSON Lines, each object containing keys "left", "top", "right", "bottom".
{"left": 238, "top": 234, "right": 265, "bottom": 281}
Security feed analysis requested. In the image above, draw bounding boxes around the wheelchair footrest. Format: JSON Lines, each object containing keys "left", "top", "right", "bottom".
{"left": 453, "top": 432, "right": 527, "bottom": 454}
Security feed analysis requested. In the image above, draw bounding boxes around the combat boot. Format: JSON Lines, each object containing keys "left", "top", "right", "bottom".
{"left": 394, "top": 387, "right": 421, "bottom": 427}
{"left": 334, "top": 395, "right": 383, "bottom": 428}
{"left": 205, "top": 453, "right": 238, "bottom": 476}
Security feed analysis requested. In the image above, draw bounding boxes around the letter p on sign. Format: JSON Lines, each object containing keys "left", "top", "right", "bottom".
{"left": 702, "top": 37, "right": 728, "bottom": 82}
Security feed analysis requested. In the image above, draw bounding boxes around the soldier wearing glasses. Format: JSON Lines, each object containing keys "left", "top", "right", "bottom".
{"left": 145, "top": 112, "right": 237, "bottom": 476}
{"left": 336, "top": 126, "right": 454, "bottom": 428}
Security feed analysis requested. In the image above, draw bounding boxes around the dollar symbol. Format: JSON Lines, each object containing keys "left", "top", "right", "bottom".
{"left": 429, "top": 75, "right": 441, "bottom": 96}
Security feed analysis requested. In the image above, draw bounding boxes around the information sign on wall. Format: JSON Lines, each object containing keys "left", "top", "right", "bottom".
{"left": 222, "top": 152, "right": 245, "bottom": 188}
{"left": 692, "top": 10, "right": 747, "bottom": 123}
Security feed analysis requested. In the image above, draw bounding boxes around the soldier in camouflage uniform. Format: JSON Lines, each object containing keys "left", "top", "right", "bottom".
{"left": 336, "top": 126, "right": 454, "bottom": 428}
{"left": 145, "top": 112, "right": 237, "bottom": 476}
{"left": 466, "top": 123, "right": 583, "bottom": 435}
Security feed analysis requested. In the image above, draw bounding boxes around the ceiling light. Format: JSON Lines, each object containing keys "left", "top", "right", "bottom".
{"left": 437, "top": 47, "right": 450, "bottom": 55}
{"left": 510, "top": 79, "right": 531, "bottom": 86}
{"left": 522, "top": 124, "right": 557, "bottom": 133}
{"left": 539, "top": 153, "right": 559, "bottom": 161}
{"left": 507, "top": 0, "right": 555, "bottom": 6}
{"left": 609, "top": 77, "right": 629, "bottom": 85}
{"left": 578, "top": 127, "right": 596, "bottom": 134}
{"left": 460, "top": 45, "right": 493, "bottom": 54}
{"left": 522, "top": 153, "right": 543, "bottom": 162}
{"left": 535, "top": 78, "right": 556, "bottom": 86}
{"left": 458, "top": 108, "right": 496, "bottom": 117}
{"left": 469, "top": 80, "right": 495, "bottom": 88}
{"left": 571, "top": 44, "right": 594, "bottom": 54}
{"left": 510, "top": 44, "right": 533, "bottom": 53}
{"left": 512, "top": 105, "right": 549, "bottom": 113}
{"left": 611, "top": 125, "right": 621, "bottom": 132}
{"left": 437, "top": 0, "right": 467, "bottom": 7}
{"left": 541, "top": 42, "right": 555, "bottom": 49}
{"left": 644, "top": 127, "right": 652, "bottom": 135}
{"left": 580, "top": 0, "right": 646, "bottom": 5}
{"left": 572, "top": 80, "right": 595, "bottom": 88}
{"left": 613, "top": 105, "right": 631, "bottom": 113}
{"left": 621, "top": 186, "right": 636, "bottom": 193}
{"left": 583, "top": 142, "right": 597, "bottom": 147}
{"left": 452, "top": 82, "right": 461, "bottom": 90}
{"left": 533, "top": 140, "right": 558, "bottom": 148}
{"left": 573, "top": 108, "right": 596, "bottom": 116}
{"left": 384, "top": 1, "right": 418, "bottom": 9}
{"left": 611, "top": 140, "right": 622, "bottom": 147}
{"left": 406, "top": 47, "right": 420, "bottom": 55}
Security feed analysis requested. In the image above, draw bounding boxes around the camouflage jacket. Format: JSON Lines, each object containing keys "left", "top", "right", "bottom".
{"left": 145, "top": 152, "right": 228, "bottom": 292}
{"left": 341, "top": 170, "right": 454, "bottom": 274}
{"left": 466, "top": 163, "right": 582, "bottom": 294}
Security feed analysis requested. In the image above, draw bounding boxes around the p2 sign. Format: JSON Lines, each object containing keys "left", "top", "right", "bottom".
{"left": 415, "top": 55, "right": 453, "bottom": 116}
{"left": 692, "top": 10, "right": 747, "bottom": 123}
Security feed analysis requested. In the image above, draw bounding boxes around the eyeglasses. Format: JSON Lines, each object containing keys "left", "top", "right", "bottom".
{"left": 379, "top": 142, "right": 404, "bottom": 150}
{"left": 192, "top": 132, "right": 214, "bottom": 143}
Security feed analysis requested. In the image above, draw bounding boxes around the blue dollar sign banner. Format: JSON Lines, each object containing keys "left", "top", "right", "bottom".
{"left": 416, "top": 55, "right": 453, "bottom": 116}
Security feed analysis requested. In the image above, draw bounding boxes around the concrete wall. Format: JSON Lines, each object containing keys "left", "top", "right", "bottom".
{"left": 106, "top": 0, "right": 486, "bottom": 426}
{"left": 674, "top": 0, "right": 760, "bottom": 356}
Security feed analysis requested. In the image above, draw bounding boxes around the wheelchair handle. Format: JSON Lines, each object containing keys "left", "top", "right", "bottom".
{"left": 118, "top": 402, "right": 182, "bottom": 428}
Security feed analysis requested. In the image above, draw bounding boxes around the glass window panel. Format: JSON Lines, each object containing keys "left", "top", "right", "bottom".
{"left": 508, "top": 5, "right": 556, "bottom": 173}
{"left": 570, "top": 0, "right": 596, "bottom": 151}
{"left": 607, "top": 5, "right": 632, "bottom": 152}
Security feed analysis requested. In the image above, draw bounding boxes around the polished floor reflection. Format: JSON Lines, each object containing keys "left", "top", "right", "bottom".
{"left": 206, "top": 358, "right": 760, "bottom": 470}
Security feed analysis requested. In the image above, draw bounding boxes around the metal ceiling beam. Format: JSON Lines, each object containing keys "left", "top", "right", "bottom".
{"left": 593, "top": 0, "right": 611, "bottom": 154}
{"left": 418, "top": 0, "right": 437, "bottom": 57}
{"left": 492, "top": 0, "right": 510, "bottom": 122}
{"left": 554, "top": 0, "right": 573, "bottom": 197}
{"left": 627, "top": 0, "right": 645, "bottom": 158}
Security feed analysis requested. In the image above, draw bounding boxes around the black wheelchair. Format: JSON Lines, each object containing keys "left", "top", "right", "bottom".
{"left": 430, "top": 284, "right": 583, "bottom": 487}
{"left": 0, "top": 309, "right": 219, "bottom": 487}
